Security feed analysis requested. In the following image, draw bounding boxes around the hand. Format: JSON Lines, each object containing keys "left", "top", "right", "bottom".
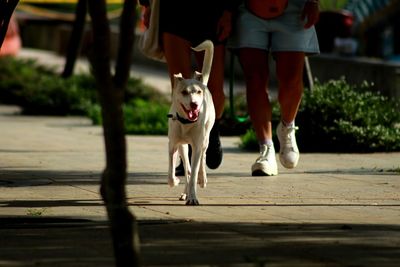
{"left": 301, "top": 0, "right": 320, "bottom": 29}
{"left": 142, "top": 6, "right": 151, "bottom": 28}
{"left": 217, "top": 11, "right": 233, "bottom": 41}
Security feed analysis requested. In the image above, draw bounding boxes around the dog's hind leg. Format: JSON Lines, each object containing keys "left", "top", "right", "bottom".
{"left": 168, "top": 143, "right": 180, "bottom": 187}
{"left": 198, "top": 148, "right": 208, "bottom": 188}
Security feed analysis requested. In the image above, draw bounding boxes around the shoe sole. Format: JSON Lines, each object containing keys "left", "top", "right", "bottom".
{"left": 251, "top": 164, "right": 278, "bottom": 176}
{"left": 252, "top": 169, "right": 278, "bottom": 176}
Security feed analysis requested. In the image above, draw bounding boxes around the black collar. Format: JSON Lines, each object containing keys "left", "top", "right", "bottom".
{"left": 167, "top": 113, "right": 197, "bottom": 124}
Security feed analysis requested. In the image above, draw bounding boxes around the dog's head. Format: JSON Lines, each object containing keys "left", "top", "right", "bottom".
{"left": 172, "top": 72, "right": 206, "bottom": 122}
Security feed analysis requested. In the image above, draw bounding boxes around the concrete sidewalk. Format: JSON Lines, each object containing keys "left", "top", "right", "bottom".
{"left": 1, "top": 49, "right": 400, "bottom": 266}
{"left": 0, "top": 104, "right": 399, "bottom": 267}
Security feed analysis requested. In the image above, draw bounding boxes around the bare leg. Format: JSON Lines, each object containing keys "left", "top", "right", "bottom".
{"left": 275, "top": 52, "right": 304, "bottom": 169}
{"left": 162, "top": 33, "right": 193, "bottom": 85}
{"left": 238, "top": 48, "right": 272, "bottom": 142}
{"left": 275, "top": 52, "right": 305, "bottom": 123}
{"left": 163, "top": 33, "right": 193, "bottom": 174}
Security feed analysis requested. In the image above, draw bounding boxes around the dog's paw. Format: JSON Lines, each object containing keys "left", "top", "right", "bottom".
{"left": 185, "top": 198, "right": 200, "bottom": 205}
{"left": 168, "top": 176, "right": 180, "bottom": 187}
{"left": 179, "top": 193, "right": 187, "bottom": 201}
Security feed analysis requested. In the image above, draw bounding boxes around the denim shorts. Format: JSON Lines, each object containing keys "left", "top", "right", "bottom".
{"left": 228, "top": 0, "right": 320, "bottom": 54}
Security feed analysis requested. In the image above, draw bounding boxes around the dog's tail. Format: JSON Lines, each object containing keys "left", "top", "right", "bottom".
{"left": 192, "top": 40, "right": 214, "bottom": 85}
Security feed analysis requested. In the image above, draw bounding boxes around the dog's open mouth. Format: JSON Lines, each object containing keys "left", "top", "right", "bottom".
{"left": 181, "top": 104, "right": 200, "bottom": 122}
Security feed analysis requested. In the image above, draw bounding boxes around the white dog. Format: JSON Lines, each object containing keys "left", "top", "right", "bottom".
{"left": 167, "top": 40, "right": 215, "bottom": 205}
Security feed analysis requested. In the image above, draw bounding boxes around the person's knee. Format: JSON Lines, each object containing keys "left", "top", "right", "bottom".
{"left": 275, "top": 52, "right": 304, "bottom": 88}
{"left": 238, "top": 49, "right": 269, "bottom": 79}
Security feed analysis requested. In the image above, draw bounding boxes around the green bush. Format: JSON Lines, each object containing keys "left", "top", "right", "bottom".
{"left": 319, "top": 0, "right": 348, "bottom": 10}
{"left": 124, "top": 99, "right": 170, "bottom": 135}
{"left": 87, "top": 99, "right": 170, "bottom": 135}
{"left": 0, "top": 57, "right": 95, "bottom": 115}
{"left": 298, "top": 79, "right": 400, "bottom": 152}
{"left": 0, "top": 56, "right": 171, "bottom": 134}
{"left": 0, "top": 56, "right": 168, "bottom": 116}
{"left": 240, "top": 79, "right": 400, "bottom": 152}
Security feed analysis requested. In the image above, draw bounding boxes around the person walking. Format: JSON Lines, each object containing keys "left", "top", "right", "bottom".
{"left": 228, "top": 0, "right": 320, "bottom": 176}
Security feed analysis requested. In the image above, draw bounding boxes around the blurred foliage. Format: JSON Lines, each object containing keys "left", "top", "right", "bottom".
{"left": 2, "top": 57, "right": 399, "bottom": 152}
{"left": 25, "top": 3, "right": 123, "bottom": 12}
{"left": 87, "top": 99, "right": 170, "bottom": 135}
{"left": 319, "top": 0, "right": 349, "bottom": 10}
{"left": 0, "top": 57, "right": 94, "bottom": 115}
{"left": 240, "top": 78, "right": 400, "bottom": 152}
{"left": 0, "top": 56, "right": 169, "bottom": 134}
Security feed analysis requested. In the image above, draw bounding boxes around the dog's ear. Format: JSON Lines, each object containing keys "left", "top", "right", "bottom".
{"left": 173, "top": 73, "right": 184, "bottom": 87}
{"left": 174, "top": 73, "right": 184, "bottom": 80}
{"left": 193, "top": 71, "right": 204, "bottom": 83}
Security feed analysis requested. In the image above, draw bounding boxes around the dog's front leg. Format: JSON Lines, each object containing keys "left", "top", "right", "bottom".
{"left": 186, "top": 145, "right": 202, "bottom": 205}
{"left": 168, "top": 143, "right": 180, "bottom": 187}
{"left": 178, "top": 144, "right": 190, "bottom": 201}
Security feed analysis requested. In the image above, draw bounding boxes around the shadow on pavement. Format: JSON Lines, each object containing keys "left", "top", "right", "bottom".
{"left": 0, "top": 216, "right": 399, "bottom": 267}
{"left": 1, "top": 198, "right": 399, "bottom": 209}
{"left": 1, "top": 167, "right": 397, "bottom": 188}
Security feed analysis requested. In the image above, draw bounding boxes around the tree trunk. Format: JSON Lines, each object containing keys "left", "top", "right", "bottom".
{"left": 0, "top": 0, "right": 19, "bottom": 48}
{"left": 87, "top": 0, "right": 140, "bottom": 266}
{"left": 62, "top": 0, "right": 87, "bottom": 78}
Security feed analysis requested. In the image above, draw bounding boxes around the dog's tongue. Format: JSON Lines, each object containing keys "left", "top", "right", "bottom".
{"left": 187, "top": 109, "right": 199, "bottom": 121}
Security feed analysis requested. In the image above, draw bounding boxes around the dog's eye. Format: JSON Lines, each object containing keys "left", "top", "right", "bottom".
{"left": 196, "top": 90, "right": 202, "bottom": 94}
{"left": 181, "top": 91, "right": 189, "bottom": 96}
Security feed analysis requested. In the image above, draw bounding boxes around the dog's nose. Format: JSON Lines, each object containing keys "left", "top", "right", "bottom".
{"left": 190, "top": 102, "right": 198, "bottom": 110}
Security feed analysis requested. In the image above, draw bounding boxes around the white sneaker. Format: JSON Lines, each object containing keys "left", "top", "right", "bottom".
{"left": 251, "top": 144, "right": 278, "bottom": 176}
{"left": 276, "top": 122, "right": 300, "bottom": 169}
